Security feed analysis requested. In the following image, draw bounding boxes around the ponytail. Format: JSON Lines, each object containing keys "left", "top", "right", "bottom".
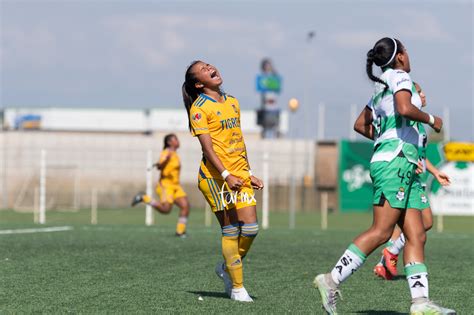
{"left": 366, "top": 49, "right": 389, "bottom": 90}
{"left": 366, "top": 37, "right": 404, "bottom": 90}
{"left": 182, "top": 60, "right": 202, "bottom": 131}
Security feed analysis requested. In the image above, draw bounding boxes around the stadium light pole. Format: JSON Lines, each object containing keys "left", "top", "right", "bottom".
{"left": 288, "top": 98, "right": 299, "bottom": 229}
{"left": 304, "top": 31, "right": 316, "bottom": 140}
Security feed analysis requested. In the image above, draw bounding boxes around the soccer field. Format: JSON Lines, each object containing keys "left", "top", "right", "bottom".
{"left": 1, "top": 209, "right": 473, "bottom": 313}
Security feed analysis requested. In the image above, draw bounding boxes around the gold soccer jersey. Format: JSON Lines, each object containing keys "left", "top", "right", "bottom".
{"left": 190, "top": 93, "right": 255, "bottom": 211}
{"left": 190, "top": 93, "right": 250, "bottom": 180}
{"left": 159, "top": 149, "right": 180, "bottom": 185}
{"left": 156, "top": 150, "right": 186, "bottom": 203}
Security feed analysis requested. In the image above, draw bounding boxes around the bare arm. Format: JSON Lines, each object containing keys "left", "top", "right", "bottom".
{"left": 426, "top": 158, "right": 450, "bottom": 186}
{"left": 394, "top": 90, "right": 442, "bottom": 132}
{"left": 197, "top": 133, "right": 243, "bottom": 190}
{"left": 354, "top": 106, "right": 374, "bottom": 140}
{"left": 156, "top": 156, "right": 171, "bottom": 170}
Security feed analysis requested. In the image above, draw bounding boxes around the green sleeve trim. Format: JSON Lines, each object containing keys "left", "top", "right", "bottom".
{"left": 348, "top": 243, "right": 367, "bottom": 261}
{"left": 404, "top": 263, "right": 428, "bottom": 276}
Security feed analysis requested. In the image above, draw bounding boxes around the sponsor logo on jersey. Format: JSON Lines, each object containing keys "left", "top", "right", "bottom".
{"left": 396, "top": 187, "right": 405, "bottom": 201}
{"left": 396, "top": 78, "right": 410, "bottom": 86}
{"left": 220, "top": 117, "right": 240, "bottom": 130}
{"left": 231, "top": 104, "right": 238, "bottom": 114}
{"left": 192, "top": 113, "right": 202, "bottom": 121}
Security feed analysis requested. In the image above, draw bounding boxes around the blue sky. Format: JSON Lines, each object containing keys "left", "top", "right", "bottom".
{"left": 1, "top": 0, "right": 472, "bottom": 140}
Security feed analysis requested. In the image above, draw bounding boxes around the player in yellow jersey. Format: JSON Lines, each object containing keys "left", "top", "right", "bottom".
{"left": 131, "top": 134, "right": 190, "bottom": 238}
{"left": 182, "top": 60, "right": 264, "bottom": 302}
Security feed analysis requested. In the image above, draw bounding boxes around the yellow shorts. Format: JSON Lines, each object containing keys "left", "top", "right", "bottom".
{"left": 156, "top": 182, "right": 187, "bottom": 204}
{"left": 198, "top": 177, "right": 257, "bottom": 212}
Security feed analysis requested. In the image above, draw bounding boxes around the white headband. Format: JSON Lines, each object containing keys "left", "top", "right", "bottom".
{"left": 381, "top": 38, "right": 398, "bottom": 67}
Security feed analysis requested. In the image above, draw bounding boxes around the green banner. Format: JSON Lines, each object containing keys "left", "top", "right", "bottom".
{"left": 338, "top": 141, "right": 444, "bottom": 212}
{"left": 338, "top": 140, "right": 373, "bottom": 212}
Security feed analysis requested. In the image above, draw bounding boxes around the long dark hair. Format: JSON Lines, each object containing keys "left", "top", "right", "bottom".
{"left": 182, "top": 60, "right": 203, "bottom": 131}
{"left": 366, "top": 37, "right": 404, "bottom": 90}
{"left": 163, "top": 133, "right": 176, "bottom": 149}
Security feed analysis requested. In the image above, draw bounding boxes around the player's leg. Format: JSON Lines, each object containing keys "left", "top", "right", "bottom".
{"left": 235, "top": 205, "right": 258, "bottom": 260}
{"left": 174, "top": 195, "right": 190, "bottom": 237}
{"left": 315, "top": 199, "right": 400, "bottom": 313}
{"left": 235, "top": 180, "right": 259, "bottom": 260}
{"left": 421, "top": 207, "right": 433, "bottom": 232}
{"left": 398, "top": 208, "right": 455, "bottom": 314}
{"left": 374, "top": 225, "right": 401, "bottom": 279}
{"left": 151, "top": 183, "right": 173, "bottom": 214}
{"left": 215, "top": 208, "right": 252, "bottom": 302}
{"left": 131, "top": 183, "right": 173, "bottom": 214}
{"left": 198, "top": 178, "right": 249, "bottom": 301}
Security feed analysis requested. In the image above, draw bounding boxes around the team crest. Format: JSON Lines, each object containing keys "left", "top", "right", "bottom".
{"left": 421, "top": 194, "right": 427, "bottom": 204}
{"left": 231, "top": 104, "right": 238, "bottom": 114}
{"left": 396, "top": 187, "right": 405, "bottom": 201}
{"left": 192, "top": 113, "right": 202, "bottom": 121}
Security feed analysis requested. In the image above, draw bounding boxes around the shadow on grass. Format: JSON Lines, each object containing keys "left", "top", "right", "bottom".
{"left": 354, "top": 311, "right": 405, "bottom": 314}
{"left": 187, "top": 290, "right": 229, "bottom": 299}
{"left": 187, "top": 290, "right": 258, "bottom": 300}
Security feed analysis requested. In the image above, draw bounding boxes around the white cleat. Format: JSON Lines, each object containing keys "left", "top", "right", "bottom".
{"left": 230, "top": 287, "right": 253, "bottom": 302}
{"left": 314, "top": 274, "right": 341, "bottom": 315}
{"left": 215, "top": 262, "right": 232, "bottom": 297}
{"left": 410, "top": 300, "right": 456, "bottom": 315}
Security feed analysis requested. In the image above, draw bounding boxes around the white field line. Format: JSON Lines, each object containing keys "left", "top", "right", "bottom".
{"left": 0, "top": 226, "right": 73, "bottom": 235}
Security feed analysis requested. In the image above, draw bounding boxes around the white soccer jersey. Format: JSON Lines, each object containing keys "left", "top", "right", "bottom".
{"left": 369, "top": 68, "right": 422, "bottom": 164}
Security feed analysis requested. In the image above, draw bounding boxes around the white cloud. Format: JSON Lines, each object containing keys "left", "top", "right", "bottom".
{"left": 102, "top": 13, "right": 287, "bottom": 68}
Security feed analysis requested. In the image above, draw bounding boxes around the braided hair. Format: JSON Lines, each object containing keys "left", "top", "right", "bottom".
{"left": 366, "top": 37, "right": 404, "bottom": 90}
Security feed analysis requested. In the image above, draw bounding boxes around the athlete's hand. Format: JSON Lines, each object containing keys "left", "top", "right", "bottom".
{"left": 434, "top": 171, "right": 451, "bottom": 186}
{"left": 250, "top": 176, "right": 264, "bottom": 190}
{"left": 431, "top": 115, "right": 443, "bottom": 133}
{"left": 226, "top": 174, "right": 243, "bottom": 191}
{"left": 415, "top": 160, "right": 424, "bottom": 174}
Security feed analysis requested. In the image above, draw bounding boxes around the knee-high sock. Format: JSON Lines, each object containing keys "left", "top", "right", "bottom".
{"left": 330, "top": 243, "right": 367, "bottom": 285}
{"left": 238, "top": 222, "right": 259, "bottom": 259}
{"left": 387, "top": 233, "right": 406, "bottom": 255}
{"left": 405, "top": 262, "right": 429, "bottom": 300}
{"left": 222, "top": 224, "right": 243, "bottom": 289}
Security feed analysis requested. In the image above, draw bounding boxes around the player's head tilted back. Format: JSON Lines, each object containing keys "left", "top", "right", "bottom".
{"left": 366, "top": 37, "right": 411, "bottom": 89}
{"left": 182, "top": 60, "right": 224, "bottom": 130}
{"left": 163, "top": 133, "right": 179, "bottom": 149}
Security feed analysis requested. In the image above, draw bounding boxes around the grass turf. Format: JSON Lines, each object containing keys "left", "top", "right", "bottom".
{"left": 0, "top": 208, "right": 473, "bottom": 313}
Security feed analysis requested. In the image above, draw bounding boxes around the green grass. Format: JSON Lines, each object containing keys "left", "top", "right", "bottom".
{"left": 0, "top": 208, "right": 473, "bottom": 313}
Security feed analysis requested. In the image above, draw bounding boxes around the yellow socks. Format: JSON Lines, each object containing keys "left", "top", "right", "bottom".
{"left": 239, "top": 223, "right": 259, "bottom": 259}
{"left": 222, "top": 224, "right": 243, "bottom": 289}
{"left": 142, "top": 194, "right": 151, "bottom": 204}
{"left": 176, "top": 216, "right": 187, "bottom": 235}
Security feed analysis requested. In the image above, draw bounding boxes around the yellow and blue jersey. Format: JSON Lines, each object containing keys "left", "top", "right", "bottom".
{"left": 190, "top": 93, "right": 250, "bottom": 180}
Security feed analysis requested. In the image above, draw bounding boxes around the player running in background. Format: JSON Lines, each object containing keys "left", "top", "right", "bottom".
{"left": 314, "top": 37, "right": 455, "bottom": 315}
{"left": 182, "top": 60, "right": 263, "bottom": 302}
{"left": 131, "top": 134, "right": 190, "bottom": 238}
{"left": 374, "top": 82, "right": 451, "bottom": 280}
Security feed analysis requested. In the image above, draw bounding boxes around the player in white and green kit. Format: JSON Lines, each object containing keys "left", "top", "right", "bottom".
{"left": 313, "top": 37, "right": 455, "bottom": 315}
{"left": 374, "top": 82, "right": 451, "bottom": 280}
